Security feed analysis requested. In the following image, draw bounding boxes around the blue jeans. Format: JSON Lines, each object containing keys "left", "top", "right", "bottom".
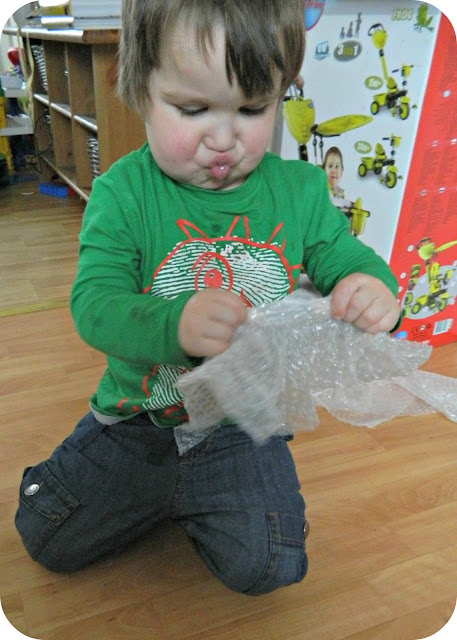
{"left": 15, "top": 412, "right": 308, "bottom": 595}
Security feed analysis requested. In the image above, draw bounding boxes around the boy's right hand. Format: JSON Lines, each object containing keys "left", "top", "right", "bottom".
{"left": 178, "top": 289, "right": 248, "bottom": 358}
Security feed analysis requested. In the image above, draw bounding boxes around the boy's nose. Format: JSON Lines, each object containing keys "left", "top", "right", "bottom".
{"left": 204, "top": 122, "right": 236, "bottom": 152}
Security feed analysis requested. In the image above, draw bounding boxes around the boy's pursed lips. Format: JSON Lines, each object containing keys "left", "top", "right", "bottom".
{"left": 208, "top": 154, "right": 235, "bottom": 179}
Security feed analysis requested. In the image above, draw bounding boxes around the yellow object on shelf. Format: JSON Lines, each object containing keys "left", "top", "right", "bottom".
{"left": 0, "top": 137, "right": 14, "bottom": 174}
{"left": 39, "top": 1, "right": 72, "bottom": 16}
{"left": 0, "top": 85, "right": 6, "bottom": 129}
{"left": 39, "top": 0, "right": 74, "bottom": 28}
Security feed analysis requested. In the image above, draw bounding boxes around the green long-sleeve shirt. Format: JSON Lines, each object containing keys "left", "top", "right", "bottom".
{"left": 71, "top": 144, "right": 398, "bottom": 426}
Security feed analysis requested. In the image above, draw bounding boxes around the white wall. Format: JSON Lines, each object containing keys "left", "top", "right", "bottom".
{"left": 1, "top": 1, "right": 38, "bottom": 73}
{"left": 1, "top": 17, "right": 17, "bottom": 73}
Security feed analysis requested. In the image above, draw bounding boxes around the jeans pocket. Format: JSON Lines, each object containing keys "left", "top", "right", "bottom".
{"left": 15, "top": 462, "right": 80, "bottom": 561}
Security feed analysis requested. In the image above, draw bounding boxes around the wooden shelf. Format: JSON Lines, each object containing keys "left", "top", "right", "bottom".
{"left": 7, "top": 27, "right": 146, "bottom": 202}
{"left": 3, "top": 25, "right": 121, "bottom": 45}
{"left": 34, "top": 93, "right": 50, "bottom": 106}
{"left": 42, "top": 150, "right": 91, "bottom": 201}
{"left": 50, "top": 102, "right": 72, "bottom": 118}
{"left": 73, "top": 114, "right": 98, "bottom": 133}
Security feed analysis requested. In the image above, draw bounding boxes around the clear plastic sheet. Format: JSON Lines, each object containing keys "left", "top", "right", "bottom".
{"left": 176, "top": 289, "right": 457, "bottom": 445}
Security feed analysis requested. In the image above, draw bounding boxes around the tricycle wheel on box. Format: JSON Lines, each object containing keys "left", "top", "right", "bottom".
{"left": 358, "top": 164, "right": 367, "bottom": 177}
{"left": 385, "top": 171, "right": 397, "bottom": 188}
{"left": 399, "top": 102, "right": 410, "bottom": 120}
{"left": 370, "top": 101, "right": 379, "bottom": 115}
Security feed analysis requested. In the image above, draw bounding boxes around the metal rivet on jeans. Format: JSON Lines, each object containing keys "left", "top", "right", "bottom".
{"left": 24, "top": 483, "right": 40, "bottom": 496}
{"left": 304, "top": 520, "right": 310, "bottom": 540}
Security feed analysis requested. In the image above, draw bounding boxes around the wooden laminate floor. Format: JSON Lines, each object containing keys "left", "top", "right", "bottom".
{"left": 0, "top": 181, "right": 83, "bottom": 315}
{"left": 0, "top": 181, "right": 456, "bottom": 639}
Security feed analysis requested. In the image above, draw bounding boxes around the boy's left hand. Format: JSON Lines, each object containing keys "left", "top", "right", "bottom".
{"left": 330, "top": 273, "right": 400, "bottom": 334}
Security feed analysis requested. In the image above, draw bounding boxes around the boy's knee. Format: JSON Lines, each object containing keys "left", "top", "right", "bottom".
{"left": 245, "top": 512, "right": 309, "bottom": 595}
{"left": 214, "top": 542, "right": 308, "bottom": 596}
{"left": 32, "top": 549, "right": 86, "bottom": 573}
{"left": 243, "top": 533, "right": 309, "bottom": 596}
{"left": 194, "top": 512, "right": 309, "bottom": 596}
{"left": 242, "top": 552, "right": 308, "bottom": 596}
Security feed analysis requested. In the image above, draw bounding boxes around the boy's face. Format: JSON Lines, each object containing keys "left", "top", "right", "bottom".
{"left": 144, "top": 22, "right": 282, "bottom": 190}
{"left": 324, "top": 154, "right": 343, "bottom": 186}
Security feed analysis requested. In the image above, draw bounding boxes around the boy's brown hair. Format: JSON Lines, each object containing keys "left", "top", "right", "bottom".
{"left": 117, "top": 0, "right": 305, "bottom": 116}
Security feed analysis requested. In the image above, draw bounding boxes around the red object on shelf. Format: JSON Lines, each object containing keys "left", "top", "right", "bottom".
{"left": 7, "top": 47, "right": 20, "bottom": 67}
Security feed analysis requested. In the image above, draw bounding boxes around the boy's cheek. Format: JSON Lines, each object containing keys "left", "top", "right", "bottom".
{"left": 166, "top": 129, "right": 196, "bottom": 159}
{"left": 147, "top": 118, "right": 197, "bottom": 161}
{"left": 245, "top": 122, "right": 276, "bottom": 157}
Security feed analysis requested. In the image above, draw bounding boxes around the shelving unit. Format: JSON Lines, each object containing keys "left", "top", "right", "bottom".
{"left": 3, "top": 26, "right": 146, "bottom": 201}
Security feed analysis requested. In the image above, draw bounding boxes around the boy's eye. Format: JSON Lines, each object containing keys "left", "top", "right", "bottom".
{"left": 174, "top": 104, "right": 267, "bottom": 117}
{"left": 239, "top": 105, "right": 266, "bottom": 116}
{"left": 176, "top": 106, "right": 208, "bottom": 117}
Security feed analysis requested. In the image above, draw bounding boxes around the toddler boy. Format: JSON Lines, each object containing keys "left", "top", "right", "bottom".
{"left": 15, "top": 0, "right": 399, "bottom": 595}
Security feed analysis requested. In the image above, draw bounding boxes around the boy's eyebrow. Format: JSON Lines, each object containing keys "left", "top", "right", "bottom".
{"left": 160, "top": 89, "right": 207, "bottom": 101}
{"left": 160, "top": 88, "right": 279, "bottom": 105}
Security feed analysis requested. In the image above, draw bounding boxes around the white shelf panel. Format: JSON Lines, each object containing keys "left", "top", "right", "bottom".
{"left": 4, "top": 83, "right": 29, "bottom": 99}
{"left": 0, "top": 114, "right": 33, "bottom": 137}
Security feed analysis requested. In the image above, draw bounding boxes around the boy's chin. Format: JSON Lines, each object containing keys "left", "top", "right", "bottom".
{"left": 206, "top": 175, "right": 246, "bottom": 191}
{"left": 190, "top": 169, "right": 246, "bottom": 191}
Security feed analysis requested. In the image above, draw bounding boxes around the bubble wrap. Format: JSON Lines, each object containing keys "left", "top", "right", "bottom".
{"left": 176, "top": 290, "right": 457, "bottom": 444}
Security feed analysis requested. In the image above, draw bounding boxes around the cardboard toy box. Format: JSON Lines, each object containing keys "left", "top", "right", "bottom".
{"left": 278, "top": 0, "right": 457, "bottom": 347}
